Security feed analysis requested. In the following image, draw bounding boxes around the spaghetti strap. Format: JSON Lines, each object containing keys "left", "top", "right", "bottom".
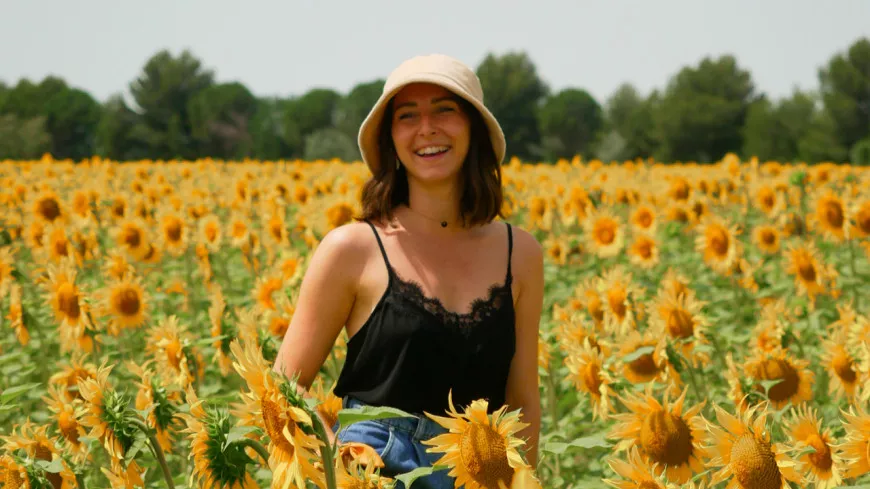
{"left": 505, "top": 222, "right": 513, "bottom": 284}
{"left": 366, "top": 221, "right": 393, "bottom": 284}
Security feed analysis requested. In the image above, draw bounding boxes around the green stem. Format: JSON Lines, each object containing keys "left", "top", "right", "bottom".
{"left": 236, "top": 438, "right": 271, "bottom": 466}
{"left": 129, "top": 418, "right": 174, "bottom": 489}
{"left": 849, "top": 238, "right": 861, "bottom": 313}
{"left": 310, "top": 414, "right": 338, "bottom": 489}
{"left": 75, "top": 472, "right": 86, "bottom": 489}
{"left": 544, "top": 360, "right": 562, "bottom": 479}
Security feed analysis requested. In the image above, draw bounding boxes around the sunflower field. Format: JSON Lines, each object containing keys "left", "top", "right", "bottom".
{"left": 0, "top": 153, "right": 869, "bottom": 489}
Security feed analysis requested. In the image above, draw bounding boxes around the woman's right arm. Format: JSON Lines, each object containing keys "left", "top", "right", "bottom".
{"left": 272, "top": 224, "right": 366, "bottom": 392}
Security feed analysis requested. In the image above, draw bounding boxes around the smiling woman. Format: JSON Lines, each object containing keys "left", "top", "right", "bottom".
{"left": 273, "top": 53, "right": 545, "bottom": 489}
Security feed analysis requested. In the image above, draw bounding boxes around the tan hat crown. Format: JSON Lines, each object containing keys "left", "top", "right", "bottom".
{"left": 357, "top": 53, "right": 506, "bottom": 174}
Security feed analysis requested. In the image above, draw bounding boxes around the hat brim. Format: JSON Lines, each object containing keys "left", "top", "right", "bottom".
{"left": 357, "top": 72, "right": 506, "bottom": 175}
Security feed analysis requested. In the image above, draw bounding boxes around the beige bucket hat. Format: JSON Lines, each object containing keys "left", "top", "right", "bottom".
{"left": 357, "top": 53, "right": 506, "bottom": 175}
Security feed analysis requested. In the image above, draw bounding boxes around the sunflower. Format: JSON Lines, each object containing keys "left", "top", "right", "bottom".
{"left": 0, "top": 246, "right": 15, "bottom": 299}
{"left": 596, "top": 266, "right": 644, "bottom": 336}
{"left": 848, "top": 198, "right": 870, "bottom": 238}
{"left": 77, "top": 362, "right": 138, "bottom": 468}
{"left": 543, "top": 236, "right": 569, "bottom": 266}
{"left": 128, "top": 360, "right": 181, "bottom": 453}
{"left": 229, "top": 338, "right": 325, "bottom": 489}
{"left": 573, "top": 277, "right": 605, "bottom": 330}
{"left": 782, "top": 405, "right": 843, "bottom": 489}
{"left": 31, "top": 188, "right": 64, "bottom": 223}
{"left": 555, "top": 316, "right": 604, "bottom": 356}
{"left": 628, "top": 235, "right": 660, "bottom": 270}
{"left": 50, "top": 356, "right": 98, "bottom": 403}
{"left": 6, "top": 284, "right": 29, "bottom": 346}
{"left": 603, "top": 446, "right": 668, "bottom": 489}
{"left": 253, "top": 274, "right": 284, "bottom": 314}
{"left": 335, "top": 456, "right": 393, "bottom": 489}
{"left": 0, "top": 455, "right": 30, "bottom": 489}
{"left": 703, "top": 403, "right": 801, "bottom": 489}
{"left": 820, "top": 328, "right": 863, "bottom": 400}
{"left": 146, "top": 315, "right": 203, "bottom": 390}
{"left": 99, "top": 273, "right": 148, "bottom": 336}
{"left": 838, "top": 403, "right": 870, "bottom": 478}
{"left": 422, "top": 391, "right": 530, "bottom": 489}
{"left": 102, "top": 249, "right": 134, "bottom": 282}
{"left": 730, "top": 349, "right": 815, "bottom": 411}
{"left": 630, "top": 204, "right": 658, "bottom": 235}
{"left": 566, "top": 341, "right": 615, "bottom": 420}
{"left": 41, "top": 258, "right": 95, "bottom": 354}
{"left": 309, "top": 377, "right": 342, "bottom": 434}
{"left": 0, "top": 420, "right": 78, "bottom": 489}
{"left": 583, "top": 207, "right": 625, "bottom": 258}
{"left": 783, "top": 241, "right": 836, "bottom": 306}
{"left": 658, "top": 268, "right": 694, "bottom": 302}
{"left": 208, "top": 285, "right": 235, "bottom": 376}
{"left": 178, "top": 386, "right": 259, "bottom": 489}
{"left": 808, "top": 188, "right": 848, "bottom": 241}
{"left": 43, "top": 384, "right": 89, "bottom": 463}
{"left": 41, "top": 222, "right": 73, "bottom": 264}
{"left": 617, "top": 330, "right": 681, "bottom": 395}
{"left": 608, "top": 387, "right": 708, "bottom": 484}
{"left": 113, "top": 217, "right": 151, "bottom": 260}
{"left": 157, "top": 208, "right": 189, "bottom": 257}
{"left": 694, "top": 215, "right": 742, "bottom": 275}
{"left": 198, "top": 213, "right": 223, "bottom": 253}
{"left": 752, "top": 225, "right": 781, "bottom": 255}
{"left": 755, "top": 184, "right": 783, "bottom": 217}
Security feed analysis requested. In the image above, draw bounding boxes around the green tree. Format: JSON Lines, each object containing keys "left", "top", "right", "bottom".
{"left": 819, "top": 37, "right": 870, "bottom": 154}
{"left": 304, "top": 127, "right": 359, "bottom": 162}
{"left": 0, "top": 114, "right": 52, "bottom": 159}
{"left": 128, "top": 49, "right": 215, "bottom": 159}
{"left": 95, "top": 95, "right": 143, "bottom": 160}
{"left": 476, "top": 52, "right": 548, "bottom": 161}
{"left": 249, "top": 97, "right": 298, "bottom": 159}
{"left": 286, "top": 88, "right": 341, "bottom": 139}
{"left": 598, "top": 84, "right": 658, "bottom": 161}
{"left": 653, "top": 55, "right": 756, "bottom": 162}
{"left": 334, "top": 79, "right": 384, "bottom": 144}
{"left": 537, "top": 88, "right": 603, "bottom": 160}
{"left": 188, "top": 82, "right": 258, "bottom": 159}
{"left": 0, "top": 77, "right": 100, "bottom": 160}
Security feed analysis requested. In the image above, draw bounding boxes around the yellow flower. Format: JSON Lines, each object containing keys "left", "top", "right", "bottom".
{"left": 838, "top": 402, "right": 870, "bottom": 479}
{"left": 752, "top": 224, "right": 781, "bottom": 254}
{"left": 782, "top": 405, "right": 844, "bottom": 489}
{"left": 603, "top": 446, "right": 668, "bottom": 489}
{"left": 99, "top": 273, "right": 148, "bottom": 336}
{"left": 583, "top": 207, "right": 625, "bottom": 258}
{"left": 784, "top": 241, "right": 836, "bottom": 306}
{"left": 566, "top": 341, "right": 614, "bottom": 420}
{"left": 423, "top": 391, "right": 531, "bottom": 489}
{"left": 808, "top": 188, "right": 848, "bottom": 241}
{"left": 694, "top": 215, "right": 742, "bottom": 275}
{"left": 628, "top": 234, "right": 659, "bottom": 270}
{"left": 820, "top": 327, "right": 863, "bottom": 400}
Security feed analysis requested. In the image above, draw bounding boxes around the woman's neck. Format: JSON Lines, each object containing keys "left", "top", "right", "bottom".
{"left": 405, "top": 179, "right": 463, "bottom": 229}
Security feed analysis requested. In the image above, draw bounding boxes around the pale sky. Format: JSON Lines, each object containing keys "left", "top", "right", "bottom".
{"left": 1, "top": 0, "right": 868, "bottom": 106}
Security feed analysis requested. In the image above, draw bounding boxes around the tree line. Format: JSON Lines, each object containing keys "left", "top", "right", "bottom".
{"left": 1, "top": 37, "right": 868, "bottom": 164}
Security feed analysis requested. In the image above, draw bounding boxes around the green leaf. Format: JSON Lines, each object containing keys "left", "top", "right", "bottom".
{"left": 125, "top": 436, "right": 148, "bottom": 461}
{"left": 1, "top": 382, "right": 41, "bottom": 403}
{"left": 336, "top": 406, "right": 414, "bottom": 429}
{"left": 621, "top": 345, "right": 655, "bottom": 363}
{"left": 541, "top": 431, "right": 611, "bottom": 454}
{"left": 394, "top": 465, "right": 449, "bottom": 488}
{"left": 224, "top": 425, "right": 260, "bottom": 450}
{"left": 35, "top": 458, "right": 64, "bottom": 473}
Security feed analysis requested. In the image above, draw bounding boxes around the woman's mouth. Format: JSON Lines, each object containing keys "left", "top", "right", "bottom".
{"left": 415, "top": 145, "right": 450, "bottom": 159}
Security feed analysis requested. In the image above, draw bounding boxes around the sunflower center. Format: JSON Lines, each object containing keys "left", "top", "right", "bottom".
{"left": 57, "top": 283, "right": 81, "bottom": 320}
{"left": 261, "top": 399, "right": 296, "bottom": 457}
{"left": 638, "top": 482, "right": 662, "bottom": 489}
{"left": 53, "top": 236, "right": 69, "bottom": 257}
{"left": 796, "top": 256, "right": 817, "bottom": 282}
{"left": 730, "top": 434, "right": 782, "bottom": 489}
{"left": 38, "top": 197, "right": 61, "bottom": 221}
{"left": 114, "top": 287, "right": 142, "bottom": 316}
{"left": 640, "top": 410, "right": 693, "bottom": 466}
{"left": 628, "top": 350, "right": 660, "bottom": 379}
{"left": 594, "top": 221, "right": 616, "bottom": 245}
{"left": 607, "top": 289, "right": 627, "bottom": 320}
{"left": 5, "top": 465, "right": 25, "bottom": 488}
{"left": 806, "top": 433, "right": 833, "bottom": 471}
{"left": 821, "top": 201, "right": 844, "bottom": 228}
{"left": 205, "top": 223, "right": 219, "bottom": 242}
{"left": 636, "top": 211, "right": 653, "bottom": 228}
{"left": 761, "top": 192, "right": 775, "bottom": 210}
{"left": 165, "top": 340, "right": 183, "bottom": 370}
{"left": 707, "top": 227, "right": 730, "bottom": 256}
{"left": 761, "top": 230, "right": 777, "bottom": 245}
{"left": 122, "top": 226, "right": 142, "bottom": 248}
{"left": 58, "top": 411, "right": 81, "bottom": 444}
{"left": 636, "top": 240, "right": 653, "bottom": 259}
{"left": 831, "top": 348, "right": 857, "bottom": 383}
{"left": 459, "top": 422, "right": 513, "bottom": 488}
{"left": 752, "top": 358, "right": 799, "bottom": 402}
{"left": 857, "top": 205, "right": 870, "bottom": 234}
{"left": 666, "top": 308, "right": 695, "bottom": 339}
{"left": 232, "top": 221, "right": 247, "bottom": 238}
{"left": 587, "top": 296, "right": 604, "bottom": 324}
{"left": 165, "top": 219, "right": 182, "bottom": 242}
{"left": 582, "top": 362, "right": 602, "bottom": 393}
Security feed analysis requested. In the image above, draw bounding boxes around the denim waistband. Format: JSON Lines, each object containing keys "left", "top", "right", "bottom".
{"left": 341, "top": 396, "right": 449, "bottom": 441}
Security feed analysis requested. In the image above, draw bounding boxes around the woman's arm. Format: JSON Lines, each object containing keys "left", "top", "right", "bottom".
{"left": 505, "top": 228, "right": 544, "bottom": 469}
{"left": 273, "top": 224, "right": 367, "bottom": 441}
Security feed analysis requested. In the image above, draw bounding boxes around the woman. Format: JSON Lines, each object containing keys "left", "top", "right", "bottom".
{"left": 273, "top": 53, "right": 544, "bottom": 488}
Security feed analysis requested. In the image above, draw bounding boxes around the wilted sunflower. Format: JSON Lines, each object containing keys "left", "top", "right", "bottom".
{"left": 808, "top": 188, "right": 848, "bottom": 241}
{"left": 694, "top": 215, "right": 742, "bottom": 275}
{"left": 566, "top": 341, "right": 615, "bottom": 420}
{"left": 608, "top": 387, "right": 708, "bottom": 484}
{"left": 178, "top": 386, "right": 259, "bottom": 489}
{"left": 752, "top": 224, "right": 781, "bottom": 255}
{"left": 423, "top": 391, "right": 531, "bottom": 489}
{"left": 77, "top": 362, "right": 139, "bottom": 469}
{"left": 782, "top": 405, "right": 843, "bottom": 489}
{"left": 50, "top": 355, "right": 98, "bottom": 403}
{"left": 99, "top": 272, "right": 148, "bottom": 336}
{"left": 43, "top": 384, "right": 89, "bottom": 463}
{"left": 128, "top": 360, "right": 181, "bottom": 453}
{"left": 703, "top": 403, "right": 801, "bottom": 489}
{"left": 583, "top": 207, "right": 625, "bottom": 258}
{"left": 603, "top": 446, "right": 668, "bottom": 489}
{"left": 838, "top": 403, "right": 870, "bottom": 479}
{"left": 230, "top": 338, "right": 325, "bottom": 489}
{"left": 335, "top": 456, "right": 393, "bottom": 489}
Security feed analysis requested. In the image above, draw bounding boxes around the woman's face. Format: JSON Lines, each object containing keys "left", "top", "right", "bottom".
{"left": 390, "top": 83, "right": 471, "bottom": 185}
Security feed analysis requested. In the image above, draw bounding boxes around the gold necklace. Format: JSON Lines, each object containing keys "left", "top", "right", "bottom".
{"left": 405, "top": 205, "right": 449, "bottom": 228}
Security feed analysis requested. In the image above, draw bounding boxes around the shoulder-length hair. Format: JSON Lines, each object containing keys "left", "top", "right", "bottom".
{"left": 356, "top": 95, "right": 504, "bottom": 227}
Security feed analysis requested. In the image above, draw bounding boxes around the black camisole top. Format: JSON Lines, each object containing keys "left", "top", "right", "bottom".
{"left": 332, "top": 220, "right": 516, "bottom": 416}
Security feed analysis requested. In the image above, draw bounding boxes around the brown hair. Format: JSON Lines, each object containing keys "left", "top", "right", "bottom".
{"left": 356, "top": 95, "right": 504, "bottom": 227}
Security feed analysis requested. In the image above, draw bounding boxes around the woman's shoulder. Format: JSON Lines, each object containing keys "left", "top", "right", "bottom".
{"left": 499, "top": 221, "right": 542, "bottom": 258}
{"left": 310, "top": 220, "right": 380, "bottom": 267}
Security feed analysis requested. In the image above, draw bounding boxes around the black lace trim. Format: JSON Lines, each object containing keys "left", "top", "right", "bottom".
{"left": 390, "top": 270, "right": 511, "bottom": 335}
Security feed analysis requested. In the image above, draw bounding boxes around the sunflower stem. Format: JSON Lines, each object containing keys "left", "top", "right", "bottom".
{"left": 235, "top": 437, "right": 271, "bottom": 467}
{"left": 129, "top": 418, "right": 175, "bottom": 489}
{"left": 848, "top": 238, "right": 861, "bottom": 313}
{"left": 75, "top": 472, "right": 87, "bottom": 489}
{"left": 544, "top": 359, "right": 562, "bottom": 479}
{"left": 310, "top": 413, "right": 338, "bottom": 489}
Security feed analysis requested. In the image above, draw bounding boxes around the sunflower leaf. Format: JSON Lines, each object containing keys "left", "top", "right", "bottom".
{"left": 223, "top": 425, "right": 260, "bottom": 450}
{"left": 394, "top": 465, "right": 449, "bottom": 488}
{"left": 35, "top": 458, "right": 64, "bottom": 473}
{"left": 620, "top": 345, "right": 655, "bottom": 363}
{"left": 337, "top": 406, "right": 415, "bottom": 428}
{"left": 0, "top": 382, "right": 41, "bottom": 403}
{"left": 541, "top": 431, "right": 611, "bottom": 454}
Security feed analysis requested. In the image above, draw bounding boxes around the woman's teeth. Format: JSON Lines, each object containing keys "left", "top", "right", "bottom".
{"left": 415, "top": 146, "right": 449, "bottom": 156}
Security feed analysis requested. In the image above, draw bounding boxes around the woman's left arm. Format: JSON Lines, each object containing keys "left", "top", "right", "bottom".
{"left": 505, "top": 228, "right": 544, "bottom": 469}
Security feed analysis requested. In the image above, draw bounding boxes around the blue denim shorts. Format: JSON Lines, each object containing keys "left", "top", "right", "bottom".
{"left": 332, "top": 396, "right": 458, "bottom": 489}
